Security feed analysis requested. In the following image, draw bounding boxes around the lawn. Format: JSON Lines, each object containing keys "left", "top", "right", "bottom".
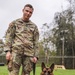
{"left": 0, "top": 66, "right": 75, "bottom": 75}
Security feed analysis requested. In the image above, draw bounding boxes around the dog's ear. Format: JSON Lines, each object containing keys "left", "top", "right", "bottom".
{"left": 50, "top": 63, "right": 54, "bottom": 72}
{"left": 41, "top": 62, "right": 46, "bottom": 71}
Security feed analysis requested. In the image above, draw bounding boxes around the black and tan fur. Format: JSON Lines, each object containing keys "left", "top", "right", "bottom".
{"left": 40, "top": 62, "right": 54, "bottom": 75}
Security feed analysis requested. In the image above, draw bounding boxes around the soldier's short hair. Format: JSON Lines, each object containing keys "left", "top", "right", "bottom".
{"left": 24, "top": 4, "right": 34, "bottom": 10}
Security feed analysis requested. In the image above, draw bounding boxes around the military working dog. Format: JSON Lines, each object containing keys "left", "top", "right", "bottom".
{"left": 40, "top": 62, "right": 55, "bottom": 75}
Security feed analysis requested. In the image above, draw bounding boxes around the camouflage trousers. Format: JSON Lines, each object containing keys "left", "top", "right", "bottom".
{"left": 7, "top": 52, "right": 33, "bottom": 75}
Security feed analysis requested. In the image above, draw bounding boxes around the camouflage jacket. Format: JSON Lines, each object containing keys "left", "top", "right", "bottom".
{"left": 4, "top": 18, "right": 39, "bottom": 57}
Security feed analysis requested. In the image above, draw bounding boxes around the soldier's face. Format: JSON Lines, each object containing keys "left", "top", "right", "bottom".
{"left": 22, "top": 7, "right": 33, "bottom": 21}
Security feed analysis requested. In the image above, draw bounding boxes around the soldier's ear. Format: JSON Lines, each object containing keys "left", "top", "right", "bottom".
{"left": 22, "top": 8, "right": 24, "bottom": 13}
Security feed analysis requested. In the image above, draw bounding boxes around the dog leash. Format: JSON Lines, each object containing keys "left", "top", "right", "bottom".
{"left": 33, "top": 62, "right": 36, "bottom": 75}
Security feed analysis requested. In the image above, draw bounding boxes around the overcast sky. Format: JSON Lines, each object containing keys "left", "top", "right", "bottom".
{"left": 0, "top": 0, "right": 69, "bottom": 40}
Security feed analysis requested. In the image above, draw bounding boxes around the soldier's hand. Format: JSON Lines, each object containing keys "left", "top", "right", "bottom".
{"left": 6, "top": 52, "right": 12, "bottom": 61}
{"left": 30, "top": 57, "right": 37, "bottom": 63}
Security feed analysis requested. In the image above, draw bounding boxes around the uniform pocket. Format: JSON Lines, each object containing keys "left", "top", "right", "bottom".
{"left": 7, "top": 60, "right": 13, "bottom": 71}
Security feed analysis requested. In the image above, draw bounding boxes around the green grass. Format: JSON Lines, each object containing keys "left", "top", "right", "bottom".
{"left": 0, "top": 66, "right": 8, "bottom": 75}
{"left": 0, "top": 66, "right": 75, "bottom": 75}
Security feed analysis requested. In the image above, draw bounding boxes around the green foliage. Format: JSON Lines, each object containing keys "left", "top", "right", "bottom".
{"left": 40, "top": 0, "right": 75, "bottom": 69}
{"left": 52, "top": 7, "right": 75, "bottom": 68}
{"left": 38, "top": 42, "right": 45, "bottom": 56}
{"left": 0, "top": 39, "right": 4, "bottom": 54}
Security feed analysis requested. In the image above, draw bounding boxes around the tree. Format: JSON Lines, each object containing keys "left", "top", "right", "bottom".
{"left": 0, "top": 39, "right": 4, "bottom": 54}
{"left": 51, "top": 6, "right": 75, "bottom": 68}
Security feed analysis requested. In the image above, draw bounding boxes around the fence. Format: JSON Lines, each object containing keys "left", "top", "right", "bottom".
{"left": 38, "top": 55, "right": 75, "bottom": 69}
{"left": 0, "top": 55, "right": 6, "bottom": 64}
{"left": 0, "top": 55, "right": 75, "bottom": 69}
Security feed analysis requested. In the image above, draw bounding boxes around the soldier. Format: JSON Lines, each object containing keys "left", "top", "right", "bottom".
{"left": 4, "top": 4, "right": 39, "bottom": 75}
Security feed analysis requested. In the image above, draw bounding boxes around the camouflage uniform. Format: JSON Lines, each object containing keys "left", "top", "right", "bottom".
{"left": 4, "top": 18, "right": 39, "bottom": 75}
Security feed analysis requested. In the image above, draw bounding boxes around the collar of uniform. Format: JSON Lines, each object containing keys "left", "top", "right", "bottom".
{"left": 16, "top": 18, "right": 34, "bottom": 25}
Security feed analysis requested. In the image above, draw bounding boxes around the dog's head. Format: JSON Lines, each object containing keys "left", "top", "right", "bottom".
{"left": 40, "top": 62, "right": 54, "bottom": 75}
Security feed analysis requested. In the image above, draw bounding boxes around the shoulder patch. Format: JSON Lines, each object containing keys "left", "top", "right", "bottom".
{"left": 9, "top": 21, "right": 15, "bottom": 28}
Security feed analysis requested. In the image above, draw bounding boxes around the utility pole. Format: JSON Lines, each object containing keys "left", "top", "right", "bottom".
{"left": 62, "top": 37, "right": 64, "bottom": 65}
{"left": 61, "top": 35, "right": 64, "bottom": 65}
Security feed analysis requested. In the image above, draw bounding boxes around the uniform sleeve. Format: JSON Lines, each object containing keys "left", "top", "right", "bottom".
{"left": 4, "top": 22, "right": 16, "bottom": 52}
{"left": 33, "top": 26, "right": 39, "bottom": 58}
